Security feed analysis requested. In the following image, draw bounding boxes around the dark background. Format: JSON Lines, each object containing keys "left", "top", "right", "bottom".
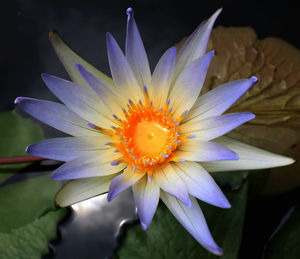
{"left": 1, "top": 0, "right": 299, "bottom": 258}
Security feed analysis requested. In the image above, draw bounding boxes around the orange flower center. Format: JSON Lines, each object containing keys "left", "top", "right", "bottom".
{"left": 109, "top": 94, "right": 184, "bottom": 175}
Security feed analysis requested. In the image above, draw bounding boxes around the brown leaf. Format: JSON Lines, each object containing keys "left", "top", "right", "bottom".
{"left": 195, "top": 27, "right": 300, "bottom": 195}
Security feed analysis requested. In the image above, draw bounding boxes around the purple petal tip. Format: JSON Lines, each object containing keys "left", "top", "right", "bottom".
{"left": 141, "top": 222, "right": 148, "bottom": 231}
{"left": 25, "top": 145, "right": 30, "bottom": 153}
{"left": 250, "top": 76, "right": 258, "bottom": 83}
{"left": 126, "top": 7, "right": 133, "bottom": 16}
{"left": 14, "top": 97, "right": 22, "bottom": 104}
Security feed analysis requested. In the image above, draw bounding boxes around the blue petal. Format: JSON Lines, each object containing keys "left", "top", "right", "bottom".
{"left": 185, "top": 76, "right": 258, "bottom": 122}
{"left": 180, "top": 112, "right": 255, "bottom": 141}
{"left": 106, "top": 32, "right": 144, "bottom": 103}
{"left": 161, "top": 191, "right": 223, "bottom": 255}
{"left": 107, "top": 167, "right": 145, "bottom": 201}
{"left": 15, "top": 97, "right": 97, "bottom": 136}
{"left": 132, "top": 175, "right": 160, "bottom": 230}
{"left": 125, "top": 7, "right": 151, "bottom": 87}
{"left": 172, "top": 161, "right": 230, "bottom": 208}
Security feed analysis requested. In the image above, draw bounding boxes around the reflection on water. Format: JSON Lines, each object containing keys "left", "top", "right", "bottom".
{"left": 48, "top": 189, "right": 137, "bottom": 259}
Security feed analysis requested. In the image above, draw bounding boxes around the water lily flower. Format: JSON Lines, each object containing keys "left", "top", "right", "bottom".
{"left": 15, "top": 8, "right": 294, "bottom": 255}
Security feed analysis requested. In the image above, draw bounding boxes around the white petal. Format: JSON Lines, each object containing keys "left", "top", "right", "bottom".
{"left": 132, "top": 175, "right": 160, "bottom": 230}
{"left": 42, "top": 74, "right": 117, "bottom": 128}
{"left": 55, "top": 174, "right": 116, "bottom": 207}
{"left": 106, "top": 32, "right": 144, "bottom": 103}
{"left": 169, "top": 51, "right": 214, "bottom": 119}
{"left": 160, "top": 191, "right": 223, "bottom": 256}
{"left": 172, "top": 161, "right": 230, "bottom": 208}
{"left": 202, "top": 136, "right": 295, "bottom": 172}
{"left": 180, "top": 113, "right": 255, "bottom": 141}
{"left": 76, "top": 64, "right": 127, "bottom": 118}
{"left": 49, "top": 30, "right": 114, "bottom": 88}
{"left": 125, "top": 8, "right": 151, "bottom": 87}
{"left": 51, "top": 150, "right": 126, "bottom": 180}
{"left": 107, "top": 166, "right": 145, "bottom": 201}
{"left": 174, "top": 141, "right": 238, "bottom": 162}
{"left": 184, "top": 77, "right": 258, "bottom": 123}
{"left": 149, "top": 47, "right": 176, "bottom": 108}
{"left": 15, "top": 97, "right": 98, "bottom": 136}
{"left": 26, "top": 136, "right": 113, "bottom": 162}
{"left": 172, "top": 9, "right": 221, "bottom": 82}
{"left": 154, "top": 164, "right": 191, "bottom": 206}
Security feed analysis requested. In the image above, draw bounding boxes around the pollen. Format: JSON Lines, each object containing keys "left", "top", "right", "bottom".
{"left": 109, "top": 88, "right": 186, "bottom": 174}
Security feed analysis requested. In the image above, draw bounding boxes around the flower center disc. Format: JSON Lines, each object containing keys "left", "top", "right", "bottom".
{"left": 114, "top": 100, "right": 181, "bottom": 172}
{"left": 133, "top": 120, "right": 170, "bottom": 156}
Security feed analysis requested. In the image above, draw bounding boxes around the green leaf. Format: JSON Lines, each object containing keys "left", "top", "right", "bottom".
{"left": 0, "top": 110, "right": 43, "bottom": 183}
{"left": 0, "top": 209, "right": 66, "bottom": 259}
{"left": 116, "top": 181, "right": 248, "bottom": 259}
{"left": 0, "top": 175, "right": 67, "bottom": 257}
{"left": 265, "top": 207, "right": 300, "bottom": 259}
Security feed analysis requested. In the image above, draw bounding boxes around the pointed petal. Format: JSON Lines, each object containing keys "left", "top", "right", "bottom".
{"left": 169, "top": 51, "right": 214, "bottom": 119}
{"left": 150, "top": 47, "right": 176, "bottom": 108}
{"left": 132, "top": 175, "right": 160, "bottom": 230}
{"left": 107, "top": 167, "right": 145, "bottom": 201}
{"left": 49, "top": 30, "right": 114, "bottom": 88}
{"left": 55, "top": 174, "right": 116, "bottom": 207}
{"left": 41, "top": 73, "right": 117, "bottom": 128}
{"left": 26, "top": 136, "right": 112, "bottom": 162}
{"left": 202, "top": 136, "right": 295, "bottom": 172}
{"left": 173, "top": 9, "right": 221, "bottom": 82}
{"left": 161, "top": 191, "right": 223, "bottom": 255}
{"left": 51, "top": 150, "right": 126, "bottom": 180}
{"left": 125, "top": 8, "right": 151, "bottom": 87}
{"left": 174, "top": 141, "right": 238, "bottom": 162}
{"left": 14, "top": 97, "right": 98, "bottom": 136}
{"left": 106, "top": 32, "right": 144, "bottom": 102}
{"left": 154, "top": 164, "right": 191, "bottom": 206}
{"left": 76, "top": 64, "right": 127, "bottom": 118}
{"left": 184, "top": 77, "right": 258, "bottom": 122}
{"left": 180, "top": 112, "right": 255, "bottom": 141}
{"left": 172, "top": 162, "right": 230, "bottom": 208}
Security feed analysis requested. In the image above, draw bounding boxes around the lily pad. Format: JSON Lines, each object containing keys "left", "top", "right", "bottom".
{"left": 202, "top": 27, "right": 300, "bottom": 195}
{"left": 0, "top": 110, "right": 67, "bottom": 257}
{"left": 0, "top": 175, "right": 67, "bottom": 258}
{"left": 0, "top": 110, "right": 44, "bottom": 183}
{"left": 116, "top": 181, "right": 248, "bottom": 259}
